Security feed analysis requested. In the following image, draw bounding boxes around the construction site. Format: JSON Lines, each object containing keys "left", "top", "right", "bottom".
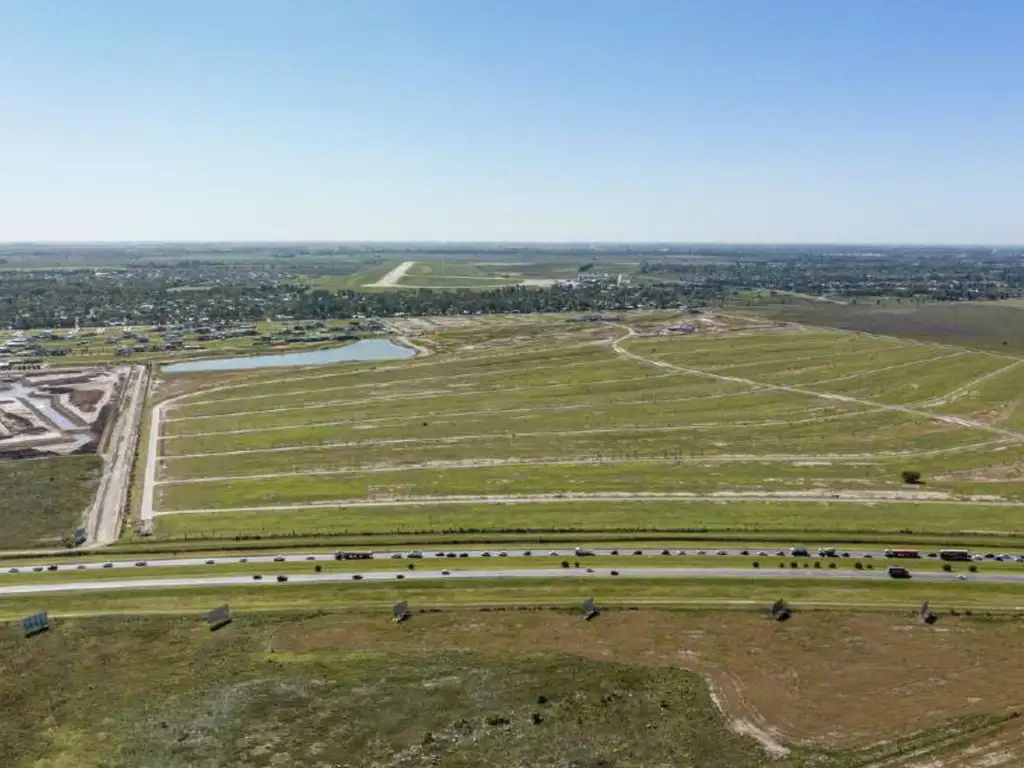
{"left": 0, "top": 367, "right": 130, "bottom": 458}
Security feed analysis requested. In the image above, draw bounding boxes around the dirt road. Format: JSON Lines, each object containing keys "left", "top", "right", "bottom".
{"left": 609, "top": 326, "right": 1024, "bottom": 443}
{"left": 84, "top": 364, "right": 148, "bottom": 545}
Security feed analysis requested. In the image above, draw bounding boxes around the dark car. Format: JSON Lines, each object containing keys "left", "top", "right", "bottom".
{"left": 633, "top": 550, "right": 643, "bottom": 556}
{"left": 252, "top": 574, "right": 263, "bottom": 581}
{"left": 46, "top": 564, "right": 58, "bottom": 571}
{"left": 276, "top": 575, "right": 288, "bottom": 583}
{"left": 352, "top": 574, "right": 363, "bottom": 581}
{"left": 395, "top": 574, "right": 405, "bottom": 580}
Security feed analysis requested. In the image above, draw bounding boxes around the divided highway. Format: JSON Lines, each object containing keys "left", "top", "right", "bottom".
{"left": 0, "top": 565, "right": 1020, "bottom": 598}
{"left": 3, "top": 546, "right": 1018, "bottom": 576}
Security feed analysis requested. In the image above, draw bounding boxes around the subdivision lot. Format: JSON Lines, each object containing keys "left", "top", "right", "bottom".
{"left": 143, "top": 316, "right": 1024, "bottom": 552}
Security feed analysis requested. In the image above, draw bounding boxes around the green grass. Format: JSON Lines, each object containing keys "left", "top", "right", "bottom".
{"left": 150, "top": 498, "right": 1024, "bottom": 542}
{"left": 0, "top": 455, "right": 101, "bottom": 549}
{"left": 0, "top": 611, "right": 818, "bottom": 768}
{"left": 1, "top": 576, "right": 1021, "bottom": 618}
{"left": 142, "top": 315, "right": 1024, "bottom": 549}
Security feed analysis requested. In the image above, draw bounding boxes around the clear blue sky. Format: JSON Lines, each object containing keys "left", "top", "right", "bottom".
{"left": 1, "top": 0, "right": 1021, "bottom": 244}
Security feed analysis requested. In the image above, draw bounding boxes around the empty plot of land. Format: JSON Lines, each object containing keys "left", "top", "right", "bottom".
{"left": 145, "top": 319, "right": 1024, "bottom": 540}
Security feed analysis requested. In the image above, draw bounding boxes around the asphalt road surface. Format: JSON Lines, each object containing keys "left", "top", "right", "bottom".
{"left": 0, "top": 565, "right": 1019, "bottom": 597}
{"left": 2, "top": 546, "right": 1019, "bottom": 577}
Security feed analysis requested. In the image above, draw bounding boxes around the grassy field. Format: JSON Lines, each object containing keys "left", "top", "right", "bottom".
{"left": 0, "top": 455, "right": 101, "bottom": 549}
{"left": 4, "top": 610, "right": 1024, "bottom": 766}
{"left": 139, "top": 312, "right": 1024, "bottom": 547}
{"left": 735, "top": 292, "right": 1024, "bottom": 355}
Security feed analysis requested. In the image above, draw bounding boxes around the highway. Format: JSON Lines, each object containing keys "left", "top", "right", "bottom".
{"left": 3, "top": 546, "right": 1019, "bottom": 576}
{"left": 0, "top": 565, "right": 1021, "bottom": 597}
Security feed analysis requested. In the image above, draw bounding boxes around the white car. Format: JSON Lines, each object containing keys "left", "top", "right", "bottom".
{"left": 957, "top": 574, "right": 967, "bottom": 581}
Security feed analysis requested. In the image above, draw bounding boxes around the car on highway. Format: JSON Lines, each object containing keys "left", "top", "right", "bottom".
{"left": 239, "top": 558, "right": 248, "bottom": 563}
{"left": 435, "top": 551, "right": 446, "bottom": 558}
{"left": 441, "top": 570, "right": 450, "bottom": 576}
{"left": 548, "top": 551, "right": 559, "bottom": 556}
{"left": 957, "top": 574, "right": 967, "bottom": 581}
{"left": 76, "top": 564, "right": 86, "bottom": 570}
{"left": 395, "top": 574, "right": 405, "bottom": 580}
{"left": 661, "top": 549, "right": 671, "bottom": 556}
{"left": 790, "top": 547, "right": 810, "bottom": 557}
{"left": 481, "top": 552, "right": 492, "bottom": 557}
{"left": 390, "top": 553, "right": 402, "bottom": 559}
{"left": 7, "top": 567, "right": 17, "bottom": 573}
{"left": 716, "top": 550, "right": 727, "bottom": 556}
{"left": 610, "top": 549, "right": 619, "bottom": 555}
{"left": 610, "top": 570, "right": 619, "bottom": 576}
{"left": 102, "top": 562, "right": 113, "bottom": 568}
{"left": 757, "top": 551, "right": 768, "bottom": 557}
{"left": 205, "top": 560, "right": 215, "bottom": 565}
{"left": 458, "top": 552, "right": 468, "bottom": 558}
{"left": 47, "top": 564, "right": 58, "bottom": 571}
{"left": 887, "top": 566, "right": 912, "bottom": 579}
{"left": 352, "top": 574, "right": 363, "bottom": 580}
{"left": 305, "top": 555, "right": 316, "bottom": 561}
{"left": 32, "top": 566, "right": 43, "bottom": 572}
{"left": 498, "top": 551, "right": 508, "bottom": 557}
{"left": 273, "top": 556, "right": 285, "bottom": 562}
{"left": 252, "top": 574, "right": 262, "bottom": 580}
{"left": 586, "top": 568, "right": 594, "bottom": 573}
{"left": 276, "top": 575, "right": 288, "bottom": 582}
{"left": 698, "top": 550, "right": 708, "bottom": 556}
{"left": 134, "top": 561, "right": 147, "bottom": 567}
{"left": 523, "top": 550, "right": 532, "bottom": 556}
{"left": 406, "top": 551, "right": 423, "bottom": 559}
{"left": 740, "top": 549, "right": 749, "bottom": 556}
{"left": 633, "top": 550, "right": 643, "bottom": 556}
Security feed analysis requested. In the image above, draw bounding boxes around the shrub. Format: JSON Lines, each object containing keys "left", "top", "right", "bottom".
{"left": 752, "top": 561, "right": 760, "bottom": 568}
{"left": 828, "top": 562, "right": 837, "bottom": 569}
{"left": 313, "top": 564, "right": 322, "bottom": 573}
{"left": 561, "top": 560, "right": 570, "bottom": 568}
{"left": 969, "top": 565, "right": 978, "bottom": 573}
{"left": 942, "top": 564, "right": 952, "bottom": 572}
{"left": 902, "top": 470, "right": 922, "bottom": 484}
{"left": 855, "top": 562, "right": 863, "bottom": 570}
{"left": 813, "top": 561, "right": 821, "bottom": 569}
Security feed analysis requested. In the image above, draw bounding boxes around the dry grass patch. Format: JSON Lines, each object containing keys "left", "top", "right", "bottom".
{"left": 272, "top": 610, "right": 1024, "bottom": 751}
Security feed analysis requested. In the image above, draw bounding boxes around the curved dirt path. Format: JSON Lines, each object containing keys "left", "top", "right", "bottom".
{"left": 609, "top": 326, "right": 1024, "bottom": 443}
